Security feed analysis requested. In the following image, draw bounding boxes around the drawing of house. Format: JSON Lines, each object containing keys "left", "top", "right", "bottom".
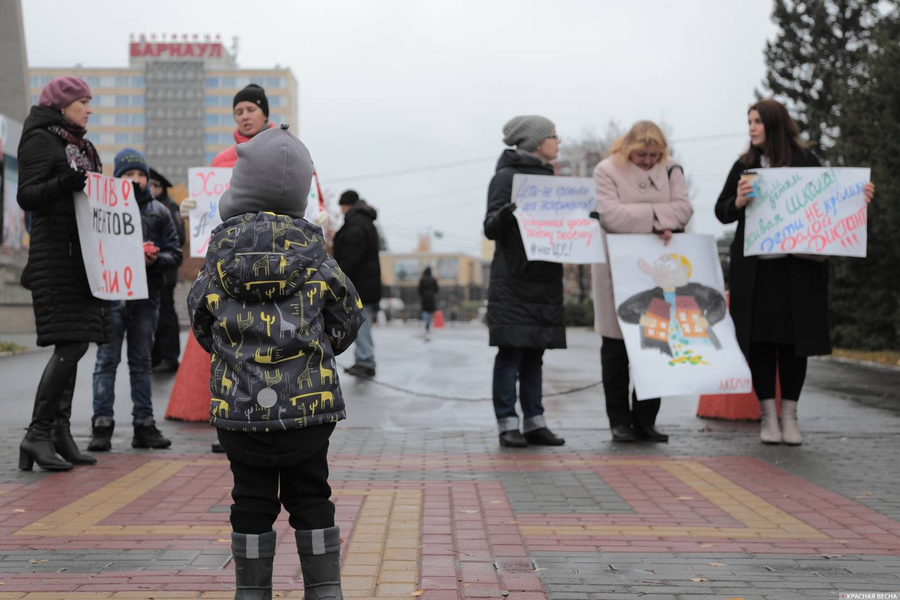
{"left": 675, "top": 296, "right": 707, "bottom": 339}
{"left": 643, "top": 297, "right": 670, "bottom": 342}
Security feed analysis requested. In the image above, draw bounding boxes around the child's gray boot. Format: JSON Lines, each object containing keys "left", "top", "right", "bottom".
{"left": 295, "top": 526, "right": 343, "bottom": 600}
{"left": 231, "top": 530, "right": 276, "bottom": 600}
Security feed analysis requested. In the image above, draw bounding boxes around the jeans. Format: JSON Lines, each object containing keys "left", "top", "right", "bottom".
{"left": 492, "top": 347, "right": 545, "bottom": 433}
{"left": 354, "top": 304, "right": 377, "bottom": 369}
{"left": 92, "top": 298, "right": 160, "bottom": 425}
{"left": 422, "top": 311, "right": 434, "bottom": 330}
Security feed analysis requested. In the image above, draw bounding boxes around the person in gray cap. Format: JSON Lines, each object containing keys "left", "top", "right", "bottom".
{"left": 483, "top": 115, "right": 566, "bottom": 448}
{"left": 188, "top": 125, "right": 366, "bottom": 600}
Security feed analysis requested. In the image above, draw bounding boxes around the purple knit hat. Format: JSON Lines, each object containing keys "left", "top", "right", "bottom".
{"left": 38, "top": 76, "right": 92, "bottom": 110}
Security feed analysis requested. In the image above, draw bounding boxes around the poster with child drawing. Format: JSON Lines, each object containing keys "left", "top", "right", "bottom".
{"left": 607, "top": 234, "right": 752, "bottom": 400}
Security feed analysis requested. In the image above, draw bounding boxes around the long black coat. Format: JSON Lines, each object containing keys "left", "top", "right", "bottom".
{"left": 418, "top": 273, "right": 439, "bottom": 312}
{"left": 333, "top": 202, "right": 382, "bottom": 305}
{"left": 715, "top": 148, "right": 830, "bottom": 357}
{"left": 483, "top": 150, "right": 565, "bottom": 349}
{"left": 17, "top": 106, "right": 108, "bottom": 347}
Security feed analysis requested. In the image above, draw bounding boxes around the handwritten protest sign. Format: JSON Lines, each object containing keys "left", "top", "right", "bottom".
{"left": 511, "top": 174, "right": 605, "bottom": 264}
{"left": 744, "top": 167, "right": 870, "bottom": 257}
{"left": 608, "top": 234, "right": 752, "bottom": 400}
{"left": 188, "top": 167, "right": 230, "bottom": 257}
{"left": 73, "top": 173, "right": 148, "bottom": 300}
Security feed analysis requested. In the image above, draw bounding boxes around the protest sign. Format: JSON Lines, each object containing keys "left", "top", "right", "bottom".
{"left": 743, "top": 167, "right": 870, "bottom": 257}
{"left": 73, "top": 172, "right": 148, "bottom": 300}
{"left": 511, "top": 174, "right": 605, "bottom": 264}
{"left": 608, "top": 234, "right": 751, "bottom": 400}
{"left": 187, "top": 167, "right": 230, "bottom": 257}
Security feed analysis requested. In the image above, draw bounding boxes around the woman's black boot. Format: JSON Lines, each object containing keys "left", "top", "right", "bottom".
{"left": 52, "top": 367, "right": 97, "bottom": 465}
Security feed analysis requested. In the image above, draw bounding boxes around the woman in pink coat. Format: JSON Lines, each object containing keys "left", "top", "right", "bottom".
{"left": 590, "top": 121, "right": 693, "bottom": 443}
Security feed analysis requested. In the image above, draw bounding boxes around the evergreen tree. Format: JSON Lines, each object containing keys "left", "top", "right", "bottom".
{"left": 760, "top": 0, "right": 880, "bottom": 161}
{"left": 829, "top": 13, "right": 900, "bottom": 350}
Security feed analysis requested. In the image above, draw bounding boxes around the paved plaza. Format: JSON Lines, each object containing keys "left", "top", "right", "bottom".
{"left": 0, "top": 323, "right": 898, "bottom": 599}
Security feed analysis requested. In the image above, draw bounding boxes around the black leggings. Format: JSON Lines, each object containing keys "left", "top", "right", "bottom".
{"left": 31, "top": 342, "right": 90, "bottom": 426}
{"left": 748, "top": 342, "right": 808, "bottom": 401}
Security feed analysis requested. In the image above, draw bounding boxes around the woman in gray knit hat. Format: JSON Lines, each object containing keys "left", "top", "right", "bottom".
{"left": 483, "top": 115, "right": 566, "bottom": 448}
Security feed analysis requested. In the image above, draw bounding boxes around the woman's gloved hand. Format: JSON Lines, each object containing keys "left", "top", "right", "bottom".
{"left": 57, "top": 169, "right": 87, "bottom": 193}
{"left": 179, "top": 197, "right": 198, "bottom": 217}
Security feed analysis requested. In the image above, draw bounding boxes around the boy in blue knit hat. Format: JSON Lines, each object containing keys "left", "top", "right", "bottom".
{"left": 88, "top": 148, "right": 183, "bottom": 452}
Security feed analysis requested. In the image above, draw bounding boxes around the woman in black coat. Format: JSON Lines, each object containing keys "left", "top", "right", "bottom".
{"left": 715, "top": 99, "right": 874, "bottom": 447}
{"left": 483, "top": 115, "right": 566, "bottom": 448}
{"left": 16, "top": 77, "right": 108, "bottom": 471}
{"left": 417, "top": 267, "right": 439, "bottom": 336}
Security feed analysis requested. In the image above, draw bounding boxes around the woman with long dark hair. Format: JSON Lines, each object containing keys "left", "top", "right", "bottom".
{"left": 715, "top": 99, "right": 874, "bottom": 446}
{"left": 17, "top": 77, "right": 108, "bottom": 471}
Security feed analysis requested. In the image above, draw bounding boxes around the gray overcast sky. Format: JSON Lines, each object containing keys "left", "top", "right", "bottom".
{"left": 22, "top": 0, "right": 777, "bottom": 255}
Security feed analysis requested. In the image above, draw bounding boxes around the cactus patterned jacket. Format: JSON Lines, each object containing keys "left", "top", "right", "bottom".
{"left": 188, "top": 212, "right": 365, "bottom": 432}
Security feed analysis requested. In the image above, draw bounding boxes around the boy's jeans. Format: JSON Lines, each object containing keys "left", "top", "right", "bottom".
{"left": 92, "top": 298, "right": 160, "bottom": 426}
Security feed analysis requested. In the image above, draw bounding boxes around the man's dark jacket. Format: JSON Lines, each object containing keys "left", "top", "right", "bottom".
{"left": 333, "top": 201, "right": 382, "bottom": 305}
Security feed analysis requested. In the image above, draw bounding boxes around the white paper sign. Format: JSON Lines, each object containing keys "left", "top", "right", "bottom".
{"left": 511, "top": 174, "right": 605, "bottom": 264}
{"left": 74, "top": 173, "right": 149, "bottom": 300}
{"left": 188, "top": 167, "right": 231, "bottom": 257}
{"left": 608, "top": 234, "right": 752, "bottom": 400}
{"left": 743, "top": 167, "right": 870, "bottom": 257}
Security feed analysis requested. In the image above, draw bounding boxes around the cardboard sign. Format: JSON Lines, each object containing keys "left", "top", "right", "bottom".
{"left": 743, "top": 167, "right": 870, "bottom": 257}
{"left": 187, "top": 167, "right": 230, "bottom": 257}
{"left": 608, "top": 234, "right": 751, "bottom": 400}
{"left": 511, "top": 174, "right": 605, "bottom": 264}
{"left": 73, "top": 173, "right": 149, "bottom": 300}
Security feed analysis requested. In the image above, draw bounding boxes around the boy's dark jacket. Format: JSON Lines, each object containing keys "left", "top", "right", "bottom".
{"left": 188, "top": 212, "right": 365, "bottom": 432}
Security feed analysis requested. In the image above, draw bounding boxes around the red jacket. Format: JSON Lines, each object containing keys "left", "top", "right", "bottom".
{"left": 211, "top": 122, "right": 277, "bottom": 167}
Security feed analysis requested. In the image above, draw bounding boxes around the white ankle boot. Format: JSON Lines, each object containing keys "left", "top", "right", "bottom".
{"left": 780, "top": 400, "right": 803, "bottom": 445}
{"left": 759, "top": 399, "right": 782, "bottom": 444}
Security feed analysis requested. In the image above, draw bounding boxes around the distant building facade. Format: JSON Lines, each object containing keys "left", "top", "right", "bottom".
{"left": 29, "top": 34, "right": 297, "bottom": 185}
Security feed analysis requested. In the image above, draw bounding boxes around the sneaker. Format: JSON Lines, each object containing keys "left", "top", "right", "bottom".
{"left": 345, "top": 364, "right": 375, "bottom": 378}
{"left": 88, "top": 417, "right": 115, "bottom": 452}
{"left": 524, "top": 427, "right": 566, "bottom": 446}
{"left": 132, "top": 417, "right": 172, "bottom": 449}
{"left": 152, "top": 359, "right": 179, "bottom": 374}
{"left": 499, "top": 430, "right": 528, "bottom": 448}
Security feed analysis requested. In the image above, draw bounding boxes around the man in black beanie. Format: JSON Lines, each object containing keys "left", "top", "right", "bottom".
{"left": 209, "top": 84, "right": 274, "bottom": 168}
{"left": 334, "top": 190, "right": 382, "bottom": 378}
{"left": 149, "top": 169, "right": 185, "bottom": 373}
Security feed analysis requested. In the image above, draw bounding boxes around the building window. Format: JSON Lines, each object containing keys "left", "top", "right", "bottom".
{"left": 116, "top": 76, "right": 129, "bottom": 88}
{"left": 116, "top": 114, "right": 130, "bottom": 126}
{"left": 31, "top": 94, "right": 39, "bottom": 106}
{"left": 29, "top": 76, "right": 39, "bottom": 87}
{"left": 86, "top": 76, "right": 100, "bottom": 88}
{"left": 265, "top": 77, "right": 283, "bottom": 89}
{"left": 205, "top": 96, "right": 219, "bottom": 107}
{"left": 270, "top": 113, "right": 285, "bottom": 125}
{"left": 132, "top": 114, "right": 145, "bottom": 126}
{"left": 205, "top": 114, "right": 219, "bottom": 126}
{"left": 133, "top": 132, "right": 145, "bottom": 144}
{"left": 115, "top": 133, "right": 129, "bottom": 144}
{"left": 206, "top": 77, "right": 220, "bottom": 88}
{"left": 222, "top": 77, "right": 236, "bottom": 88}
{"left": 116, "top": 95, "right": 129, "bottom": 107}
{"left": 205, "top": 152, "right": 217, "bottom": 164}
{"left": 85, "top": 132, "right": 99, "bottom": 144}
{"left": 132, "top": 76, "right": 145, "bottom": 88}
{"left": 269, "top": 96, "right": 284, "bottom": 108}
{"left": 205, "top": 133, "right": 219, "bottom": 145}
{"left": 131, "top": 95, "right": 145, "bottom": 107}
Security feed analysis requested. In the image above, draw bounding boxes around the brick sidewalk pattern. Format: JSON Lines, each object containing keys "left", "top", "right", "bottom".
{"left": 0, "top": 428, "right": 898, "bottom": 599}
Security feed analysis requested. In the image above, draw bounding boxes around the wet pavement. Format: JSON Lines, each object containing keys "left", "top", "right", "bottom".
{"left": 0, "top": 322, "right": 898, "bottom": 599}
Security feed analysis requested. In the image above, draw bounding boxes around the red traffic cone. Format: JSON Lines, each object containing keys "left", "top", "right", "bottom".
{"left": 433, "top": 310, "right": 445, "bottom": 329}
{"left": 165, "top": 335, "right": 213, "bottom": 422}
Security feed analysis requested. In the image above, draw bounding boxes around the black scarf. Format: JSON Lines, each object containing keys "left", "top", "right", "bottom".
{"left": 46, "top": 121, "right": 102, "bottom": 173}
